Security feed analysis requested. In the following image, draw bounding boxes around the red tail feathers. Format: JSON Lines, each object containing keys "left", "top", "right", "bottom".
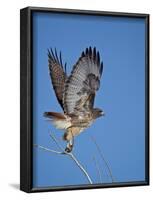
{"left": 43, "top": 111, "right": 66, "bottom": 120}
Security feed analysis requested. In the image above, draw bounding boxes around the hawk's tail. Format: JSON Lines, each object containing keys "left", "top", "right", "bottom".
{"left": 43, "top": 111, "right": 71, "bottom": 130}
{"left": 44, "top": 111, "right": 66, "bottom": 120}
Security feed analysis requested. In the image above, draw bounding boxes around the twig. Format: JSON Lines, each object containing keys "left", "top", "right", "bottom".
{"left": 49, "top": 133, "right": 93, "bottom": 184}
{"left": 33, "top": 144, "right": 62, "bottom": 154}
{"left": 93, "top": 156, "right": 102, "bottom": 183}
{"left": 68, "top": 153, "right": 93, "bottom": 184}
{"left": 34, "top": 133, "right": 93, "bottom": 184}
{"left": 49, "top": 134, "right": 64, "bottom": 151}
{"left": 91, "top": 135, "right": 114, "bottom": 183}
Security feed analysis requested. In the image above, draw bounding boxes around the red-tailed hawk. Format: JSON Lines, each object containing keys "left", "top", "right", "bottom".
{"left": 44, "top": 47, "right": 104, "bottom": 152}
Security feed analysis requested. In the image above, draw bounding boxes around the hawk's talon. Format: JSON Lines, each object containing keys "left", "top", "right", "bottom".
{"left": 65, "top": 145, "right": 73, "bottom": 153}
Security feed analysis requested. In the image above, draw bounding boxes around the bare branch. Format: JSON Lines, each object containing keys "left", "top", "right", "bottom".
{"left": 68, "top": 152, "right": 93, "bottom": 184}
{"left": 49, "top": 134, "right": 64, "bottom": 151}
{"left": 91, "top": 135, "right": 114, "bottom": 183}
{"left": 33, "top": 144, "right": 62, "bottom": 154}
{"left": 93, "top": 156, "right": 102, "bottom": 183}
{"left": 34, "top": 133, "right": 93, "bottom": 184}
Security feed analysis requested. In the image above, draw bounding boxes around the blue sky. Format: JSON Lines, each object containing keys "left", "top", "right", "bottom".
{"left": 32, "top": 11, "right": 146, "bottom": 188}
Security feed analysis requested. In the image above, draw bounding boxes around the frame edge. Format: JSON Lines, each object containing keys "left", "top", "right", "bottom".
{"left": 145, "top": 14, "right": 150, "bottom": 185}
{"left": 20, "top": 7, "right": 32, "bottom": 193}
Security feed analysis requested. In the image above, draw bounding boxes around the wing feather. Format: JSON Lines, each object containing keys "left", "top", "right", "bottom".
{"left": 63, "top": 47, "right": 103, "bottom": 115}
{"left": 48, "top": 48, "right": 67, "bottom": 110}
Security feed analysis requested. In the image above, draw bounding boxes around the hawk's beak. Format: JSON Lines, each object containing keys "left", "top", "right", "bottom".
{"left": 101, "top": 111, "right": 105, "bottom": 116}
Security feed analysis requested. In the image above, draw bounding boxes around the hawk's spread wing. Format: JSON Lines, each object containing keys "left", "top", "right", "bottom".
{"left": 48, "top": 48, "right": 67, "bottom": 110}
{"left": 63, "top": 47, "right": 103, "bottom": 115}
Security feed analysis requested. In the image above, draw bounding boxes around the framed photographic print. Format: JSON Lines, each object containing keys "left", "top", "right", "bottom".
{"left": 20, "top": 7, "right": 149, "bottom": 193}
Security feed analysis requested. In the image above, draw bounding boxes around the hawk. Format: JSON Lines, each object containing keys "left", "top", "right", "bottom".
{"left": 44, "top": 47, "right": 104, "bottom": 152}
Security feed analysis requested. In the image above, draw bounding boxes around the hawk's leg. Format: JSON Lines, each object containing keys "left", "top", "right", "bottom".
{"left": 65, "top": 137, "right": 74, "bottom": 153}
{"left": 63, "top": 128, "right": 74, "bottom": 153}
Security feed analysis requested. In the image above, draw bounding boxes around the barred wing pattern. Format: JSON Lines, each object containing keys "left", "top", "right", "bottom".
{"left": 63, "top": 47, "right": 103, "bottom": 115}
{"left": 48, "top": 49, "right": 67, "bottom": 110}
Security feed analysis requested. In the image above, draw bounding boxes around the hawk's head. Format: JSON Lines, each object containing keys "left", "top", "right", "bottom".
{"left": 92, "top": 108, "right": 105, "bottom": 119}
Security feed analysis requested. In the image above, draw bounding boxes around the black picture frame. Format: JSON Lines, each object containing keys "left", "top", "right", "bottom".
{"left": 20, "top": 6, "right": 150, "bottom": 193}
